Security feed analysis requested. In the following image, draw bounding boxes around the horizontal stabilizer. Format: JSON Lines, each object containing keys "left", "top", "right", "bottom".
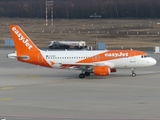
{"left": 7, "top": 52, "right": 29, "bottom": 60}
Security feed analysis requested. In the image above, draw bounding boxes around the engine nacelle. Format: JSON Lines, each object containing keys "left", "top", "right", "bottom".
{"left": 93, "top": 66, "right": 110, "bottom": 76}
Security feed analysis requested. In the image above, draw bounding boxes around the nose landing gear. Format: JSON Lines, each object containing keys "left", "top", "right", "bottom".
{"left": 131, "top": 68, "right": 136, "bottom": 77}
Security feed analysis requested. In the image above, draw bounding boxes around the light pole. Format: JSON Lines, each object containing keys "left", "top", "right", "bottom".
{"left": 46, "top": 0, "right": 54, "bottom": 26}
{"left": 90, "top": 13, "right": 101, "bottom": 49}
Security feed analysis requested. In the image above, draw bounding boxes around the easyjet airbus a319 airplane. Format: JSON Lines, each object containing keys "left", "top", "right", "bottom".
{"left": 8, "top": 25, "right": 157, "bottom": 78}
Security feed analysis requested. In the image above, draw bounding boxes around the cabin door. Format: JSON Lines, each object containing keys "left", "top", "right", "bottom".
{"left": 130, "top": 52, "right": 136, "bottom": 63}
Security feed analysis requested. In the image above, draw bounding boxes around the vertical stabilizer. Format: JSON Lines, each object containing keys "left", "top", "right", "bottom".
{"left": 9, "top": 25, "right": 52, "bottom": 68}
{"left": 10, "top": 25, "right": 39, "bottom": 54}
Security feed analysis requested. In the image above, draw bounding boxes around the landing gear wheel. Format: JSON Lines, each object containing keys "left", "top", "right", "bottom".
{"left": 131, "top": 68, "right": 136, "bottom": 77}
{"left": 79, "top": 73, "right": 85, "bottom": 79}
{"left": 85, "top": 72, "right": 90, "bottom": 76}
{"left": 132, "top": 73, "right": 136, "bottom": 77}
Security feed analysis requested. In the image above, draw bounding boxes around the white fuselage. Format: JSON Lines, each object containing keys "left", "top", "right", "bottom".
{"left": 40, "top": 50, "right": 156, "bottom": 69}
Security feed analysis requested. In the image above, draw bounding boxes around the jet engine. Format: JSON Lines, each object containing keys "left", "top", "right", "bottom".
{"left": 93, "top": 66, "right": 111, "bottom": 76}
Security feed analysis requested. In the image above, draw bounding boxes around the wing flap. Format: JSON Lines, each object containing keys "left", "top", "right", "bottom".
{"left": 59, "top": 63, "right": 93, "bottom": 68}
{"left": 59, "top": 62, "right": 114, "bottom": 69}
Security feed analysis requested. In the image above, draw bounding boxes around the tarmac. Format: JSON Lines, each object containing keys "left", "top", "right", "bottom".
{"left": 0, "top": 49, "right": 160, "bottom": 120}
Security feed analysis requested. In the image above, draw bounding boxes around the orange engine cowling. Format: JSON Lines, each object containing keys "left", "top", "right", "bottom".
{"left": 93, "top": 66, "right": 110, "bottom": 76}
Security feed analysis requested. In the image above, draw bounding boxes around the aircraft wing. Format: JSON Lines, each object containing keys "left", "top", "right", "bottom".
{"left": 58, "top": 62, "right": 115, "bottom": 69}
{"left": 59, "top": 63, "right": 92, "bottom": 69}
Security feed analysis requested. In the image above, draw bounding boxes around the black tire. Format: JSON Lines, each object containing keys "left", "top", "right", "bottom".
{"left": 49, "top": 46, "right": 53, "bottom": 49}
{"left": 74, "top": 46, "right": 79, "bottom": 49}
{"left": 132, "top": 73, "right": 136, "bottom": 77}
{"left": 79, "top": 73, "right": 85, "bottom": 79}
{"left": 85, "top": 72, "right": 90, "bottom": 76}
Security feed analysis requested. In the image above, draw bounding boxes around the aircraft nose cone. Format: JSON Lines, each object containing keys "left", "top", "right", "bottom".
{"left": 152, "top": 58, "right": 157, "bottom": 65}
{"left": 149, "top": 58, "right": 157, "bottom": 66}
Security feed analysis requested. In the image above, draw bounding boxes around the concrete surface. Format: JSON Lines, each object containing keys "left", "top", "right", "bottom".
{"left": 0, "top": 49, "right": 160, "bottom": 120}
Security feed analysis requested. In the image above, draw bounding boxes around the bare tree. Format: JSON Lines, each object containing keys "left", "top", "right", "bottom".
{"left": 0, "top": 0, "right": 160, "bottom": 18}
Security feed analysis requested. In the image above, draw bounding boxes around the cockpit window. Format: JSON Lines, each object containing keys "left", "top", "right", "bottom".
{"left": 141, "top": 55, "right": 150, "bottom": 58}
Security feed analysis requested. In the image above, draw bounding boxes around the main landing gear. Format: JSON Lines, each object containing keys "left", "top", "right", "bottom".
{"left": 131, "top": 68, "right": 136, "bottom": 77}
{"left": 79, "top": 71, "right": 91, "bottom": 79}
{"left": 79, "top": 69, "right": 137, "bottom": 78}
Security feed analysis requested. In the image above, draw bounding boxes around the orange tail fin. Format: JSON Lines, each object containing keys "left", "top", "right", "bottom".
{"left": 10, "top": 25, "right": 39, "bottom": 53}
{"left": 9, "top": 25, "right": 51, "bottom": 68}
